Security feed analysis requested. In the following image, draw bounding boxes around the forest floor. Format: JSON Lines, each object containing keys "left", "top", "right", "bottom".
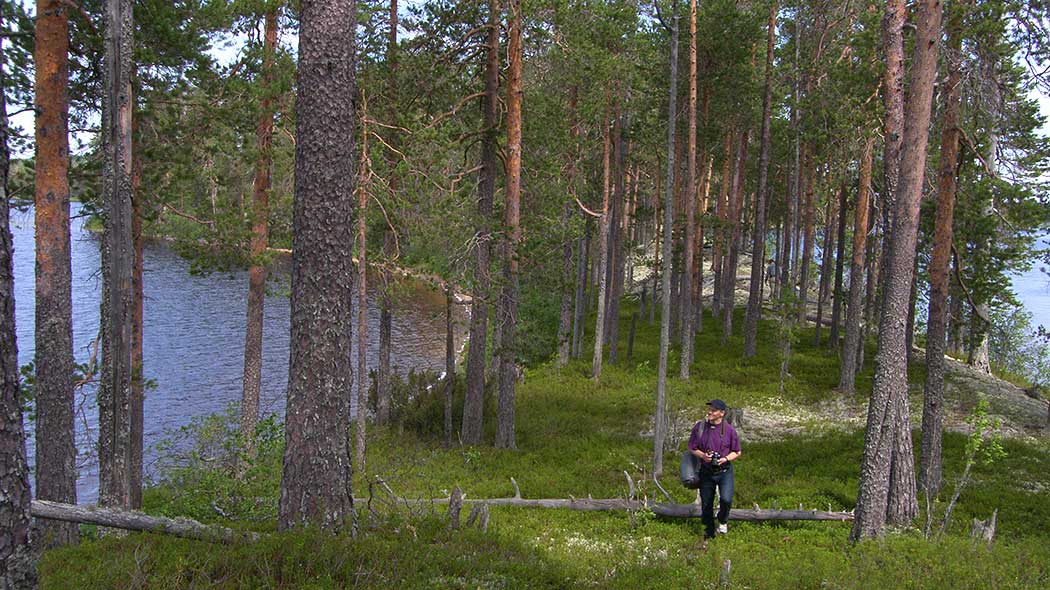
{"left": 37, "top": 302, "right": 1050, "bottom": 589}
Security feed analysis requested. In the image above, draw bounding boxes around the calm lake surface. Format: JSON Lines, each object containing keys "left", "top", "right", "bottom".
{"left": 10, "top": 203, "right": 466, "bottom": 503}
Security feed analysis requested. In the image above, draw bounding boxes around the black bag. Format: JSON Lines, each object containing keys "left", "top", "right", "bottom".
{"left": 679, "top": 451, "right": 702, "bottom": 489}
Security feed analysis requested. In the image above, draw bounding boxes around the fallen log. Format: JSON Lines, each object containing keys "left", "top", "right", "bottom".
{"left": 649, "top": 503, "right": 854, "bottom": 521}
{"left": 363, "top": 495, "right": 853, "bottom": 521}
{"left": 31, "top": 500, "right": 261, "bottom": 543}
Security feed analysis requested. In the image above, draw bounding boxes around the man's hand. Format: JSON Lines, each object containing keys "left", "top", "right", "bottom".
{"left": 715, "top": 456, "right": 728, "bottom": 466}
{"left": 692, "top": 450, "right": 711, "bottom": 462}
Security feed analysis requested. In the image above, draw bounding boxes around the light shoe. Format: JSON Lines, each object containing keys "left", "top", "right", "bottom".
{"left": 717, "top": 523, "right": 728, "bottom": 535}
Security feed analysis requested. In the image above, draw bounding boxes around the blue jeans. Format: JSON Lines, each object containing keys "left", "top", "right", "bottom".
{"left": 699, "top": 464, "right": 734, "bottom": 539}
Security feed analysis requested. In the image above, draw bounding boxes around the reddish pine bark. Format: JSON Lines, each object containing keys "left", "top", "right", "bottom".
{"left": 839, "top": 137, "right": 875, "bottom": 393}
{"left": 495, "top": 0, "right": 523, "bottom": 449}
{"left": 241, "top": 9, "right": 277, "bottom": 449}
{"left": 851, "top": 0, "right": 941, "bottom": 541}
{"left": 921, "top": 2, "right": 966, "bottom": 498}
{"left": 33, "top": 0, "right": 78, "bottom": 546}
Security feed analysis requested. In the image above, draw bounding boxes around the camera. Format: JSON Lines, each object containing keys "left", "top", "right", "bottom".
{"left": 707, "top": 451, "right": 729, "bottom": 472}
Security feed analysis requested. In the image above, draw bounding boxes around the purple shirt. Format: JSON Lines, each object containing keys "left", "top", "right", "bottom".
{"left": 688, "top": 420, "right": 741, "bottom": 457}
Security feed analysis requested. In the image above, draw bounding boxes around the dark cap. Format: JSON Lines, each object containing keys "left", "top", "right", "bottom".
{"left": 707, "top": 399, "right": 727, "bottom": 411}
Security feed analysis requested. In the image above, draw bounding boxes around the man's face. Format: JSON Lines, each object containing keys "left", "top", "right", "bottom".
{"left": 706, "top": 406, "right": 724, "bottom": 419}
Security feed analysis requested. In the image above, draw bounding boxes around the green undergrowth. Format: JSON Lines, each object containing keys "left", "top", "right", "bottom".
{"left": 39, "top": 305, "right": 1050, "bottom": 588}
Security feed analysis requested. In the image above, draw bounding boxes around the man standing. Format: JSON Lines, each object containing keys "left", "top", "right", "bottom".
{"left": 687, "top": 399, "right": 742, "bottom": 540}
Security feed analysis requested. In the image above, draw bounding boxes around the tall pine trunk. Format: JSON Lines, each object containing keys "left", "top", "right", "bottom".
{"left": 377, "top": 0, "right": 398, "bottom": 426}
{"left": 743, "top": 0, "right": 777, "bottom": 357}
{"left": 99, "top": 0, "right": 135, "bottom": 513}
{"left": 1, "top": 26, "right": 38, "bottom": 583}
{"left": 711, "top": 133, "right": 731, "bottom": 319}
{"left": 278, "top": 0, "right": 357, "bottom": 529}
{"left": 679, "top": 0, "right": 698, "bottom": 377}
{"left": 33, "top": 0, "right": 77, "bottom": 546}
{"left": 130, "top": 124, "right": 143, "bottom": 508}
{"left": 557, "top": 88, "right": 580, "bottom": 366}
{"left": 241, "top": 9, "right": 278, "bottom": 449}
{"left": 814, "top": 187, "right": 839, "bottom": 346}
{"left": 796, "top": 152, "right": 816, "bottom": 323}
{"left": 721, "top": 129, "right": 748, "bottom": 343}
{"left": 444, "top": 286, "right": 455, "bottom": 446}
{"left": 851, "top": 0, "right": 941, "bottom": 541}
{"left": 839, "top": 138, "right": 875, "bottom": 392}
{"left": 354, "top": 103, "right": 370, "bottom": 474}
{"left": 829, "top": 178, "right": 848, "bottom": 347}
{"left": 571, "top": 219, "right": 590, "bottom": 357}
{"left": 921, "top": 3, "right": 965, "bottom": 498}
{"left": 495, "top": 0, "right": 523, "bottom": 450}
{"left": 461, "top": 0, "right": 500, "bottom": 444}
{"left": 876, "top": 0, "right": 906, "bottom": 322}
{"left": 606, "top": 112, "right": 626, "bottom": 362}
{"left": 654, "top": 5, "right": 679, "bottom": 477}
{"left": 591, "top": 94, "right": 613, "bottom": 380}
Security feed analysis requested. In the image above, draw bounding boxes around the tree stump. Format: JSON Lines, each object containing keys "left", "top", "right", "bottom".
{"left": 448, "top": 487, "right": 464, "bottom": 529}
{"left": 969, "top": 509, "right": 997, "bottom": 545}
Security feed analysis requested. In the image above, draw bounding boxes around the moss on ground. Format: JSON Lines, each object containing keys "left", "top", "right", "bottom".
{"left": 38, "top": 306, "right": 1050, "bottom": 589}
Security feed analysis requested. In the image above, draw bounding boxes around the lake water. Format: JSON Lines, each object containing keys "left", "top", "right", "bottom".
{"left": 9, "top": 203, "right": 466, "bottom": 503}
{"left": 1012, "top": 236, "right": 1050, "bottom": 332}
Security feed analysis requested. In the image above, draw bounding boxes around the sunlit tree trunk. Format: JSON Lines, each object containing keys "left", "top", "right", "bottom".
{"left": 839, "top": 137, "right": 875, "bottom": 393}
{"left": 495, "top": 0, "right": 523, "bottom": 449}
{"left": 278, "top": 0, "right": 356, "bottom": 529}
{"left": 33, "top": 0, "right": 78, "bottom": 546}
{"left": 921, "top": 4, "right": 965, "bottom": 497}
{"left": 851, "top": 0, "right": 940, "bottom": 541}
{"left": 242, "top": 8, "right": 278, "bottom": 450}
